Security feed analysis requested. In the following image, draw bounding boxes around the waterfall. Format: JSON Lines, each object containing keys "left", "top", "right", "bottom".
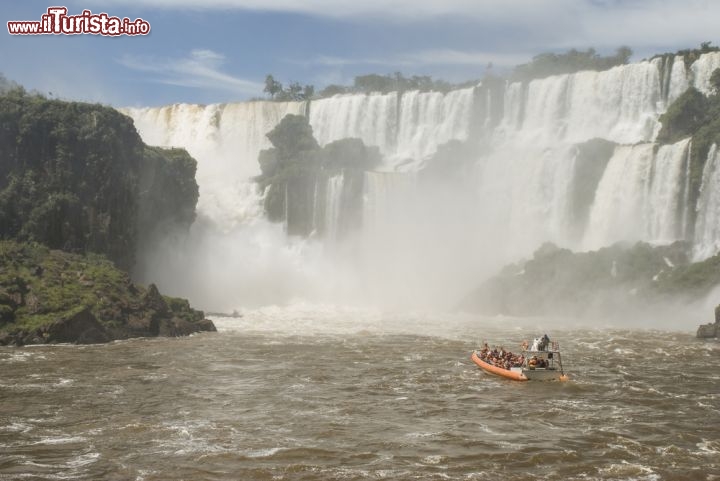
{"left": 691, "top": 51, "right": 720, "bottom": 95}
{"left": 394, "top": 88, "right": 474, "bottom": 168}
{"left": 123, "top": 100, "right": 305, "bottom": 228}
{"left": 583, "top": 139, "right": 690, "bottom": 249}
{"left": 500, "top": 59, "right": 664, "bottom": 145}
{"left": 474, "top": 143, "right": 578, "bottom": 257}
{"left": 693, "top": 144, "right": 720, "bottom": 259}
{"left": 309, "top": 93, "right": 398, "bottom": 157}
{"left": 646, "top": 138, "right": 691, "bottom": 242}
{"left": 667, "top": 55, "right": 689, "bottom": 105}
{"left": 324, "top": 174, "right": 345, "bottom": 242}
{"left": 120, "top": 51, "right": 720, "bottom": 308}
{"left": 583, "top": 144, "right": 655, "bottom": 249}
{"left": 309, "top": 88, "right": 475, "bottom": 170}
{"left": 362, "top": 171, "right": 416, "bottom": 235}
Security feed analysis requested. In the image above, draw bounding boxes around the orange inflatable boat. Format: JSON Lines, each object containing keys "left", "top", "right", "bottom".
{"left": 471, "top": 342, "right": 569, "bottom": 381}
{"left": 471, "top": 351, "right": 529, "bottom": 381}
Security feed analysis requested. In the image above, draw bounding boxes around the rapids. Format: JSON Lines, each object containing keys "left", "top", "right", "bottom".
{"left": 1, "top": 309, "right": 718, "bottom": 480}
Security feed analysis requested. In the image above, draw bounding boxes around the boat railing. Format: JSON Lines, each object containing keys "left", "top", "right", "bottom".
{"left": 522, "top": 349, "right": 564, "bottom": 374}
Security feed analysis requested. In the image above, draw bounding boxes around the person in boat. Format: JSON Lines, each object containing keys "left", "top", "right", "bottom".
{"left": 478, "top": 347, "right": 526, "bottom": 371}
{"left": 530, "top": 334, "right": 551, "bottom": 351}
{"left": 528, "top": 356, "right": 538, "bottom": 369}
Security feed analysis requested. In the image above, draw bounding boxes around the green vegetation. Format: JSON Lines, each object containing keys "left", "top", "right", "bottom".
{"left": 651, "top": 41, "right": 720, "bottom": 69}
{"left": 257, "top": 44, "right": 719, "bottom": 101}
{"left": 511, "top": 47, "right": 633, "bottom": 81}
{"left": 264, "top": 72, "right": 478, "bottom": 101}
{"left": 459, "top": 241, "right": 705, "bottom": 316}
{"left": 0, "top": 73, "right": 20, "bottom": 94}
{"left": 256, "top": 114, "right": 380, "bottom": 236}
{"left": 0, "top": 83, "right": 210, "bottom": 344}
{"left": 653, "top": 253, "right": 720, "bottom": 295}
{"left": 0, "top": 89, "right": 199, "bottom": 270}
{"left": 263, "top": 74, "right": 315, "bottom": 101}
{"left": 0, "top": 241, "right": 214, "bottom": 345}
{"left": 138, "top": 146, "right": 199, "bottom": 241}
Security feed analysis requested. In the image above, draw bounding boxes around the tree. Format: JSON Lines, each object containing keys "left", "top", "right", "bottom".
{"left": 287, "top": 81, "right": 303, "bottom": 100}
{"left": 615, "top": 46, "right": 633, "bottom": 64}
{"left": 319, "top": 84, "right": 346, "bottom": 97}
{"left": 301, "top": 84, "right": 315, "bottom": 100}
{"left": 263, "top": 74, "right": 282, "bottom": 99}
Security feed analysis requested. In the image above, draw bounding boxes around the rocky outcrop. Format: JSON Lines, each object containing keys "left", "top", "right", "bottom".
{"left": 46, "top": 308, "right": 110, "bottom": 344}
{"left": 0, "top": 241, "right": 216, "bottom": 346}
{"left": 697, "top": 305, "right": 720, "bottom": 338}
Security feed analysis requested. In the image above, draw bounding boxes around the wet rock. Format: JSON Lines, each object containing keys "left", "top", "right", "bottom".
{"left": 697, "top": 322, "right": 718, "bottom": 339}
{"left": 158, "top": 317, "right": 196, "bottom": 337}
{"left": 46, "top": 308, "right": 110, "bottom": 344}
{"left": 127, "top": 314, "right": 159, "bottom": 336}
{"left": 196, "top": 318, "right": 217, "bottom": 332}
{"left": 142, "top": 283, "right": 169, "bottom": 317}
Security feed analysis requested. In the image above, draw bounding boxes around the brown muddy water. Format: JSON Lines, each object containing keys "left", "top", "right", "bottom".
{"left": 1, "top": 306, "right": 719, "bottom": 480}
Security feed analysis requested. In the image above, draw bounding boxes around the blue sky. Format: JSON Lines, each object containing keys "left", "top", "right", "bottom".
{"left": 1, "top": 0, "right": 718, "bottom": 107}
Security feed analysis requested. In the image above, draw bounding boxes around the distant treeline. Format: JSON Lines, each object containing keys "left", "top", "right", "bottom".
{"left": 510, "top": 46, "right": 633, "bottom": 81}
{"left": 263, "top": 72, "right": 476, "bottom": 101}
{"left": 650, "top": 41, "right": 720, "bottom": 68}
{"left": 262, "top": 47, "right": 635, "bottom": 101}
{"left": 262, "top": 43, "right": 720, "bottom": 100}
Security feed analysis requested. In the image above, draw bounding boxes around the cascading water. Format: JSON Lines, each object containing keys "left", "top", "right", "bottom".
{"left": 324, "top": 174, "right": 345, "bottom": 242}
{"left": 123, "top": 101, "right": 306, "bottom": 228}
{"left": 121, "top": 51, "right": 720, "bottom": 309}
{"left": 394, "top": 88, "right": 474, "bottom": 168}
{"left": 309, "top": 93, "right": 398, "bottom": 158}
{"left": 693, "top": 144, "right": 720, "bottom": 260}
{"left": 691, "top": 51, "right": 720, "bottom": 95}
{"left": 308, "top": 88, "right": 475, "bottom": 170}
{"left": 583, "top": 139, "right": 690, "bottom": 249}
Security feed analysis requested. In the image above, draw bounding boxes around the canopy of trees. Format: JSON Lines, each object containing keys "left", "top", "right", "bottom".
{"left": 263, "top": 75, "right": 315, "bottom": 101}
{"left": 511, "top": 47, "right": 633, "bottom": 81}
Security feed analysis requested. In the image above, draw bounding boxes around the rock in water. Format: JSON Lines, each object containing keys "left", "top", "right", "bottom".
{"left": 46, "top": 308, "right": 110, "bottom": 344}
{"left": 697, "top": 321, "right": 718, "bottom": 338}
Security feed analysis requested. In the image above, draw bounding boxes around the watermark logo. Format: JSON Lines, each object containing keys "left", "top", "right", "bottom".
{"left": 7, "top": 7, "right": 151, "bottom": 36}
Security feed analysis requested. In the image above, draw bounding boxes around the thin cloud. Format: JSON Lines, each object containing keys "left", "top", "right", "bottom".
{"left": 304, "top": 50, "right": 530, "bottom": 69}
{"left": 89, "top": 0, "right": 719, "bottom": 51}
{"left": 117, "top": 49, "right": 262, "bottom": 95}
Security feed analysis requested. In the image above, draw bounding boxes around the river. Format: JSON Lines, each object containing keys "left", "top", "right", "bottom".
{"left": 1, "top": 306, "right": 718, "bottom": 480}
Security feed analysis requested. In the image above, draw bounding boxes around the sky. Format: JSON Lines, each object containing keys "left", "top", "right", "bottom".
{"left": 0, "top": 0, "right": 718, "bottom": 107}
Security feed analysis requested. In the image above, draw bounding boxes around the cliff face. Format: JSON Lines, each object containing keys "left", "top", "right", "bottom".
{"left": 256, "top": 114, "right": 380, "bottom": 238}
{"left": 0, "top": 91, "right": 211, "bottom": 343}
{"left": 0, "top": 91, "right": 199, "bottom": 271}
{"left": 0, "top": 241, "right": 215, "bottom": 346}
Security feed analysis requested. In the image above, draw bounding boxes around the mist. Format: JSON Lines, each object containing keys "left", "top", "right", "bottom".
{"left": 126, "top": 51, "right": 720, "bottom": 329}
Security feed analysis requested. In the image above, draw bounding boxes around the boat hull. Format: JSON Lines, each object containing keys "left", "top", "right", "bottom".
{"left": 471, "top": 352, "right": 528, "bottom": 381}
{"left": 471, "top": 352, "right": 568, "bottom": 381}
